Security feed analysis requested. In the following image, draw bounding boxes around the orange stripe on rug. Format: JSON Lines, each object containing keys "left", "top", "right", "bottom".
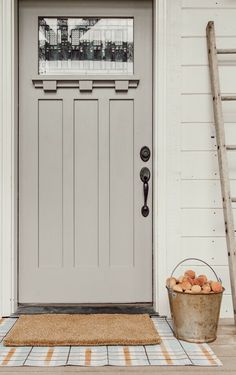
{"left": 200, "top": 345, "right": 217, "bottom": 365}
{"left": 160, "top": 342, "right": 173, "bottom": 365}
{"left": 45, "top": 348, "right": 54, "bottom": 364}
{"left": 85, "top": 349, "right": 92, "bottom": 366}
{"left": 2, "top": 348, "right": 16, "bottom": 365}
{"left": 123, "top": 347, "right": 132, "bottom": 366}
{"left": 0, "top": 318, "right": 5, "bottom": 325}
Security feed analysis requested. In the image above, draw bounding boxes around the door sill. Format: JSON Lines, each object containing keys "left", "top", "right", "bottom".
{"left": 13, "top": 303, "right": 157, "bottom": 317}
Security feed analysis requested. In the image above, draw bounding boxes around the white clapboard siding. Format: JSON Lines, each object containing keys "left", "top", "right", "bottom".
{"left": 182, "top": 66, "right": 236, "bottom": 94}
{"left": 182, "top": 95, "right": 213, "bottom": 122}
{"left": 176, "top": 0, "right": 236, "bottom": 317}
{"left": 180, "top": 237, "right": 228, "bottom": 265}
{"left": 182, "top": 9, "right": 236, "bottom": 37}
{"left": 182, "top": 38, "right": 236, "bottom": 66}
{"left": 181, "top": 180, "right": 236, "bottom": 208}
{"left": 181, "top": 180, "right": 221, "bottom": 207}
{"left": 181, "top": 208, "right": 236, "bottom": 237}
{"left": 181, "top": 123, "right": 216, "bottom": 151}
{"left": 222, "top": 295, "right": 234, "bottom": 317}
{"left": 182, "top": 0, "right": 236, "bottom": 9}
{"left": 182, "top": 95, "right": 236, "bottom": 123}
{"left": 181, "top": 151, "right": 236, "bottom": 180}
{"left": 181, "top": 151, "right": 218, "bottom": 179}
{"left": 181, "top": 123, "right": 236, "bottom": 151}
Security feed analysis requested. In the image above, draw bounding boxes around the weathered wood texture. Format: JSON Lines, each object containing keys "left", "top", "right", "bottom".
{"left": 0, "top": 320, "right": 235, "bottom": 374}
{"left": 206, "top": 21, "right": 236, "bottom": 324}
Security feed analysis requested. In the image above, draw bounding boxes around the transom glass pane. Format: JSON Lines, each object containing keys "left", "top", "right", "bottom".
{"left": 38, "top": 17, "right": 134, "bottom": 75}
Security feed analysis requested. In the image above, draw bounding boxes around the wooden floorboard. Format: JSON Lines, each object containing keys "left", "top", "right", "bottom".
{"left": 0, "top": 319, "right": 235, "bottom": 374}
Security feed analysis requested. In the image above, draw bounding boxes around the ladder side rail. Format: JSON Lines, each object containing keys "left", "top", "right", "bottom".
{"left": 207, "top": 21, "right": 236, "bottom": 323}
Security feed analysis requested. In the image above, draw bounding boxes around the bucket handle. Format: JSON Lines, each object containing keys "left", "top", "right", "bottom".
{"left": 170, "top": 258, "right": 221, "bottom": 282}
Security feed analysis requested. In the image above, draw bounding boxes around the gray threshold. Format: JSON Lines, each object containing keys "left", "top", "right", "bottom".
{"left": 12, "top": 303, "right": 157, "bottom": 317}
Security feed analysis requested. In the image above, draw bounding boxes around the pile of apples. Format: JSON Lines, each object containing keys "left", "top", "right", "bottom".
{"left": 166, "top": 269, "right": 223, "bottom": 294}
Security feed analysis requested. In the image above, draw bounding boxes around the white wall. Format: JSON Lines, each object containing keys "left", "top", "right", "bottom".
{"left": 0, "top": 0, "right": 235, "bottom": 318}
{"left": 164, "top": 0, "right": 236, "bottom": 317}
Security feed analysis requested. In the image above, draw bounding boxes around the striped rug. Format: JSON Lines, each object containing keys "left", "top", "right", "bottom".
{"left": 0, "top": 317, "right": 222, "bottom": 367}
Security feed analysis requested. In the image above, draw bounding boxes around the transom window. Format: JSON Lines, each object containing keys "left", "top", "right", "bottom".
{"left": 38, "top": 17, "right": 134, "bottom": 75}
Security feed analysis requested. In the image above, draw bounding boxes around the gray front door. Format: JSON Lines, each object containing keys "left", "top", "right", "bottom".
{"left": 19, "top": 0, "right": 153, "bottom": 303}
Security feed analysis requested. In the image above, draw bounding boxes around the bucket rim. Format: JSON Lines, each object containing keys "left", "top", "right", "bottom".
{"left": 166, "top": 286, "right": 225, "bottom": 295}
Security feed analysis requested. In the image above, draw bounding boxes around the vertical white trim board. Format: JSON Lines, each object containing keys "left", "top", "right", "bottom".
{"left": 153, "top": 0, "right": 182, "bottom": 315}
{"left": 0, "top": 0, "right": 168, "bottom": 316}
{"left": 153, "top": 0, "right": 167, "bottom": 314}
{"left": 0, "top": 0, "right": 18, "bottom": 317}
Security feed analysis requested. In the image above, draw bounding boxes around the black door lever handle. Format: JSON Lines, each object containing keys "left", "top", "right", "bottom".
{"left": 140, "top": 167, "right": 151, "bottom": 217}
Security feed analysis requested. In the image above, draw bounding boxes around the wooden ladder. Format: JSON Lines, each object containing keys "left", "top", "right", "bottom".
{"left": 206, "top": 21, "right": 236, "bottom": 324}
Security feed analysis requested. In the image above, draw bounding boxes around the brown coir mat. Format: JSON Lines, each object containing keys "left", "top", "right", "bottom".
{"left": 3, "top": 314, "right": 160, "bottom": 347}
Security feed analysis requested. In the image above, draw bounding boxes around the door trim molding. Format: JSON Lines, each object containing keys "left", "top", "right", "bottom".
{"left": 0, "top": 0, "right": 170, "bottom": 316}
{"left": 153, "top": 0, "right": 167, "bottom": 314}
{"left": 32, "top": 77, "right": 140, "bottom": 91}
{"left": 0, "top": 0, "right": 18, "bottom": 316}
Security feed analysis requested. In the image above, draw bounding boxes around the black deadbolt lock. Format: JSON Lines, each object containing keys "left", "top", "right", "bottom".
{"left": 140, "top": 146, "right": 151, "bottom": 162}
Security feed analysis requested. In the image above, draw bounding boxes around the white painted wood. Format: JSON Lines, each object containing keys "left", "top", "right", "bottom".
{"left": 181, "top": 208, "right": 224, "bottom": 237}
{"left": 182, "top": 37, "right": 236, "bottom": 66}
{"left": 182, "top": 0, "right": 236, "bottom": 9}
{"left": 182, "top": 66, "right": 236, "bottom": 94}
{"left": 164, "top": 0, "right": 182, "bottom": 313}
{"left": 153, "top": 0, "right": 168, "bottom": 314}
{"left": 0, "top": 0, "right": 17, "bottom": 317}
{"left": 2, "top": 0, "right": 236, "bottom": 317}
{"left": 182, "top": 180, "right": 236, "bottom": 208}
{"left": 182, "top": 9, "right": 236, "bottom": 37}
{"left": 175, "top": 1, "right": 236, "bottom": 318}
{"left": 181, "top": 180, "right": 222, "bottom": 207}
{"left": 222, "top": 294, "right": 234, "bottom": 317}
{"left": 181, "top": 123, "right": 216, "bottom": 151}
{"left": 180, "top": 237, "right": 228, "bottom": 265}
{"left": 181, "top": 123, "right": 236, "bottom": 151}
{"left": 182, "top": 152, "right": 236, "bottom": 180}
{"left": 181, "top": 208, "right": 236, "bottom": 237}
{"left": 181, "top": 151, "right": 219, "bottom": 179}
{"left": 182, "top": 95, "right": 213, "bottom": 123}
{"left": 182, "top": 94, "right": 236, "bottom": 123}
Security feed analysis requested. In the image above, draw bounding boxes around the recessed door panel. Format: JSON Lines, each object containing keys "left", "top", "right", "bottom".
{"left": 19, "top": 0, "right": 153, "bottom": 303}
{"left": 110, "top": 100, "right": 134, "bottom": 267}
{"left": 74, "top": 100, "right": 99, "bottom": 267}
{"left": 38, "top": 100, "right": 63, "bottom": 268}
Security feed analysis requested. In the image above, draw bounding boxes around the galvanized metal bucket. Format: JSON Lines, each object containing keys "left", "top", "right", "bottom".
{"left": 167, "top": 258, "right": 224, "bottom": 343}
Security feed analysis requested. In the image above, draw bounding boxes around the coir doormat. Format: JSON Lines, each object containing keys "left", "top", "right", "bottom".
{"left": 0, "top": 317, "right": 222, "bottom": 366}
{"left": 3, "top": 314, "right": 160, "bottom": 347}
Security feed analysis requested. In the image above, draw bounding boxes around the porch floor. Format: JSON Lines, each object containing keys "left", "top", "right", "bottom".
{"left": 0, "top": 319, "right": 235, "bottom": 375}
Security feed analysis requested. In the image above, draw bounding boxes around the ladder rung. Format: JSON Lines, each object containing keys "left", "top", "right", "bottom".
{"left": 217, "top": 49, "right": 236, "bottom": 54}
{"left": 221, "top": 96, "right": 236, "bottom": 101}
{"left": 232, "top": 198, "right": 236, "bottom": 203}
{"left": 226, "top": 145, "right": 236, "bottom": 151}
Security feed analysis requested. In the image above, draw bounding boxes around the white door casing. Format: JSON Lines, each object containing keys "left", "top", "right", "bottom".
{"left": 0, "top": 0, "right": 169, "bottom": 315}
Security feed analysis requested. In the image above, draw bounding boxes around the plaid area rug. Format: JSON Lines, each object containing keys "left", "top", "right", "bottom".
{"left": 0, "top": 317, "right": 222, "bottom": 367}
